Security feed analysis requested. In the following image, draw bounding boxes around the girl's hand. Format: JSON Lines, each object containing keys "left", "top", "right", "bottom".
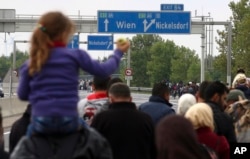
{"left": 116, "top": 38, "right": 130, "bottom": 53}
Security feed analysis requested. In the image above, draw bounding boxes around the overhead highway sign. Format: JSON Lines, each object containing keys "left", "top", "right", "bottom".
{"left": 98, "top": 11, "right": 191, "bottom": 34}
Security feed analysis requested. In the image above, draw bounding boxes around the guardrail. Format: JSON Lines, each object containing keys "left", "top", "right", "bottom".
{"left": 0, "top": 87, "right": 152, "bottom": 119}
{"left": 0, "top": 87, "right": 152, "bottom": 97}
{"left": 130, "top": 87, "right": 152, "bottom": 92}
{"left": 15, "top": 14, "right": 97, "bottom": 20}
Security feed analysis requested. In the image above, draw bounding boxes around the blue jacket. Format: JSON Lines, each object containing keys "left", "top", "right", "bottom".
{"left": 139, "top": 96, "right": 175, "bottom": 125}
{"left": 17, "top": 47, "right": 123, "bottom": 117}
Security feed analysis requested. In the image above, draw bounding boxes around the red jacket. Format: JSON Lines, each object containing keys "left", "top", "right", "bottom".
{"left": 196, "top": 127, "right": 230, "bottom": 159}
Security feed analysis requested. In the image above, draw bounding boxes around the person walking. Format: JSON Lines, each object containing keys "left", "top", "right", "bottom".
{"left": 225, "top": 89, "right": 246, "bottom": 110}
{"left": 78, "top": 76, "right": 111, "bottom": 125}
{"left": 139, "top": 82, "right": 175, "bottom": 125}
{"left": 196, "top": 80, "right": 211, "bottom": 103}
{"left": 17, "top": 11, "right": 130, "bottom": 136}
{"left": 185, "top": 103, "right": 230, "bottom": 159}
{"left": 91, "top": 83, "right": 156, "bottom": 159}
{"left": 156, "top": 115, "right": 209, "bottom": 159}
{"left": 204, "top": 81, "right": 237, "bottom": 143}
{"left": 232, "top": 68, "right": 247, "bottom": 89}
{"left": 177, "top": 93, "right": 196, "bottom": 116}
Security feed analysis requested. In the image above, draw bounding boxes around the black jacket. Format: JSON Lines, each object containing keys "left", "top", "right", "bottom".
{"left": 0, "top": 149, "right": 9, "bottom": 159}
{"left": 10, "top": 127, "right": 113, "bottom": 159}
{"left": 9, "top": 104, "right": 31, "bottom": 154}
{"left": 91, "top": 102, "right": 156, "bottom": 159}
{"left": 207, "top": 102, "right": 237, "bottom": 143}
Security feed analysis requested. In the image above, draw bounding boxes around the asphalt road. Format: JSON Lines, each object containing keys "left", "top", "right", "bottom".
{"left": 3, "top": 91, "right": 179, "bottom": 152}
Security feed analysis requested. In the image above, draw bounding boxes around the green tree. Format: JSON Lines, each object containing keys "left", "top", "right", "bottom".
{"left": 187, "top": 61, "right": 200, "bottom": 83}
{"left": 0, "top": 55, "right": 11, "bottom": 79}
{"left": 15, "top": 50, "right": 29, "bottom": 68}
{"left": 170, "top": 46, "right": 186, "bottom": 82}
{"left": 216, "top": 0, "right": 250, "bottom": 79}
{"left": 7, "top": 50, "right": 29, "bottom": 69}
{"left": 0, "top": 50, "right": 29, "bottom": 79}
{"left": 211, "top": 53, "right": 227, "bottom": 81}
{"left": 147, "top": 40, "right": 175, "bottom": 86}
{"left": 130, "top": 34, "right": 163, "bottom": 87}
{"left": 170, "top": 46, "right": 200, "bottom": 83}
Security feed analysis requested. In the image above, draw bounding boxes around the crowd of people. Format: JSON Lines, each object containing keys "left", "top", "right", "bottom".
{"left": 1, "top": 10, "right": 250, "bottom": 159}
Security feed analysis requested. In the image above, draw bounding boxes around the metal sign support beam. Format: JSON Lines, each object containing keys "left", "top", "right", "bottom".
{"left": 9, "top": 40, "right": 28, "bottom": 96}
{"left": 192, "top": 21, "right": 232, "bottom": 86}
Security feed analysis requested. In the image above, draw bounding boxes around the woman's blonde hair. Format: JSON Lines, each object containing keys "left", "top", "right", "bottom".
{"left": 185, "top": 102, "right": 215, "bottom": 131}
{"left": 29, "top": 11, "right": 75, "bottom": 76}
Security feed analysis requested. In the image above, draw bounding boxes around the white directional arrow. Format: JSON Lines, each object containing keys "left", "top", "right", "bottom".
{"left": 143, "top": 19, "right": 156, "bottom": 32}
{"left": 104, "top": 19, "right": 109, "bottom": 32}
{"left": 107, "top": 41, "right": 112, "bottom": 49}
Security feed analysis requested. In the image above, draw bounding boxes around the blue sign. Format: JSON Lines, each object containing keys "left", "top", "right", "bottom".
{"left": 161, "top": 4, "right": 184, "bottom": 11}
{"left": 67, "top": 35, "right": 79, "bottom": 49}
{"left": 98, "top": 11, "right": 190, "bottom": 34}
{"left": 88, "top": 35, "right": 113, "bottom": 50}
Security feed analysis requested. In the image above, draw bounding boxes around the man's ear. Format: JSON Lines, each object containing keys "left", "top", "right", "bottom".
{"left": 129, "top": 96, "right": 132, "bottom": 102}
{"left": 109, "top": 95, "right": 115, "bottom": 103}
{"left": 164, "top": 92, "right": 170, "bottom": 100}
{"left": 211, "top": 93, "right": 219, "bottom": 102}
{"left": 92, "top": 85, "right": 95, "bottom": 91}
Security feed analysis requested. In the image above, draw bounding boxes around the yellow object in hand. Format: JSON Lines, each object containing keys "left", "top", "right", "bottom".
{"left": 116, "top": 38, "right": 130, "bottom": 53}
{"left": 116, "top": 38, "right": 127, "bottom": 45}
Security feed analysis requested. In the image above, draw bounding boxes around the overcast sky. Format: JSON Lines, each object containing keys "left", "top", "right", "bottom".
{"left": 0, "top": 0, "right": 238, "bottom": 59}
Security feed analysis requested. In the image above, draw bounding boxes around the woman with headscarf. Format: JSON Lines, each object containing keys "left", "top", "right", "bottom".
{"left": 177, "top": 93, "right": 196, "bottom": 116}
{"left": 185, "top": 103, "right": 230, "bottom": 159}
{"left": 156, "top": 115, "right": 209, "bottom": 159}
{"left": 232, "top": 68, "right": 247, "bottom": 89}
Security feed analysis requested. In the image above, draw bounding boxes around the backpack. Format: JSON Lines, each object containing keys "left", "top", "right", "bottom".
{"left": 83, "top": 100, "right": 109, "bottom": 125}
{"left": 200, "top": 144, "right": 220, "bottom": 159}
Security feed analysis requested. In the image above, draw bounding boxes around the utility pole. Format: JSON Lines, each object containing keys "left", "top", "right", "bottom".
{"left": 194, "top": 11, "right": 211, "bottom": 82}
{"left": 9, "top": 40, "right": 28, "bottom": 97}
{"left": 227, "top": 22, "right": 232, "bottom": 87}
{"left": 192, "top": 21, "right": 232, "bottom": 85}
{"left": 126, "top": 42, "right": 131, "bottom": 87}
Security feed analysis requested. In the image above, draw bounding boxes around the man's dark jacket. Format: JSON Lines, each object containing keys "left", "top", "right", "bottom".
{"left": 9, "top": 104, "right": 31, "bottom": 154}
{"left": 91, "top": 102, "right": 156, "bottom": 159}
{"left": 0, "top": 148, "right": 9, "bottom": 159}
{"left": 207, "top": 101, "right": 237, "bottom": 143}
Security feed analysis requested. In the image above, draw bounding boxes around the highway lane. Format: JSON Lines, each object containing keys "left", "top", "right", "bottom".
{"left": 3, "top": 91, "right": 179, "bottom": 152}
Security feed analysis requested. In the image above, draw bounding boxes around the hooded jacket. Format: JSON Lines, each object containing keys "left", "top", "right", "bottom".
{"left": 139, "top": 96, "right": 175, "bottom": 125}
